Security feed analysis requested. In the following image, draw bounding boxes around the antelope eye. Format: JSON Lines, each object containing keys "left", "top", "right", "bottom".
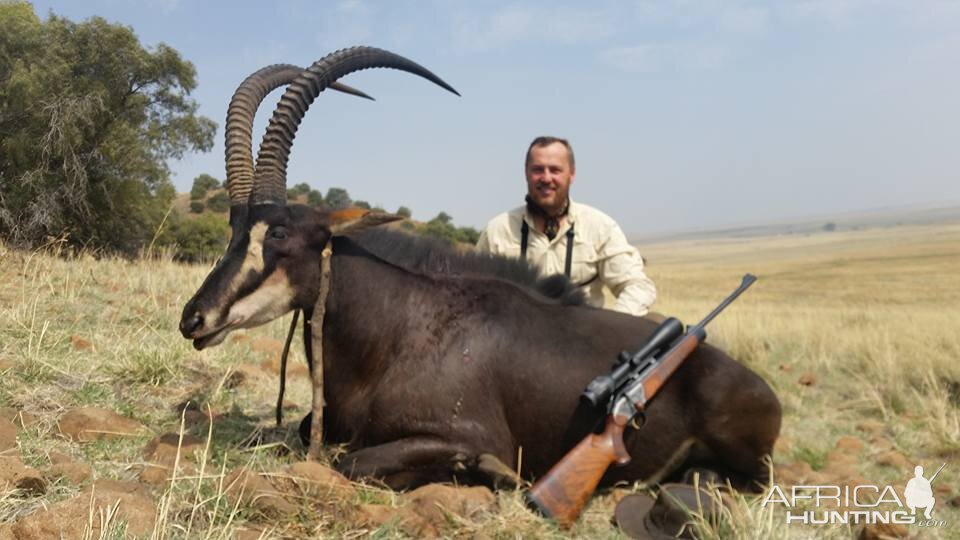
{"left": 268, "top": 228, "right": 288, "bottom": 240}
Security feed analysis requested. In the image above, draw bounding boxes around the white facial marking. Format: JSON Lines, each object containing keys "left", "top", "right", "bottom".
{"left": 226, "top": 267, "right": 296, "bottom": 328}
{"left": 199, "top": 221, "right": 271, "bottom": 333}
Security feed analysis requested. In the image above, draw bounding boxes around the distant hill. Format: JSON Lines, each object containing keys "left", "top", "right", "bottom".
{"left": 631, "top": 203, "right": 960, "bottom": 245}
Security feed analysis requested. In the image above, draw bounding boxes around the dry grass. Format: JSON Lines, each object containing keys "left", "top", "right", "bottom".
{"left": 1, "top": 222, "right": 958, "bottom": 538}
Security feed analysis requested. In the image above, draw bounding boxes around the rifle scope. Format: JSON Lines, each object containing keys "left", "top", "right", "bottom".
{"left": 580, "top": 317, "right": 684, "bottom": 408}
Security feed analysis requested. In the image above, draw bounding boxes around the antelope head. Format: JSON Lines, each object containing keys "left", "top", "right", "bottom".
{"left": 179, "top": 48, "right": 458, "bottom": 350}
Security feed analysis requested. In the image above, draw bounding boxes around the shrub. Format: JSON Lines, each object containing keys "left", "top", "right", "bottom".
{"left": 206, "top": 191, "right": 230, "bottom": 213}
{"left": 158, "top": 213, "right": 229, "bottom": 262}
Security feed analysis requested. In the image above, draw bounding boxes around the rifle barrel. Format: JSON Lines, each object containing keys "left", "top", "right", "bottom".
{"left": 929, "top": 462, "right": 946, "bottom": 484}
{"left": 690, "top": 274, "right": 757, "bottom": 333}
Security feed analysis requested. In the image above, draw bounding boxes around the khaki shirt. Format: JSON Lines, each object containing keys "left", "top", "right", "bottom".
{"left": 476, "top": 200, "right": 656, "bottom": 316}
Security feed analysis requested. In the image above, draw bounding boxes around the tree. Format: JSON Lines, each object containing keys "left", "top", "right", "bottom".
{"left": 419, "top": 211, "right": 479, "bottom": 245}
{"left": 353, "top": 200, "right": 371, "bottom": 209}
{"left": 189, "top": 200, "right": 205, "bottom": 214}
{"left": 206, "top": 191, "right": 229, "bottom": 213}
{"left": 396, "top": 206, "right": 412, "bottom": 219}
{"left": 306, "top": 189, "right": 325, "bottom": 207}
{"left": 421, "top": 211, "right": 459, "bottom": 244}
{"left": 190, "top": 173, "right": 220, "bottom": 200}
{"left": 455, "top": 226, "right": 480, "bottom": 244}
{"left": 0, "top": 3, "right": 216, "bottom": 253}
{"left": 823, "top": 222, "right": 837, "bottom": 232}
{"left": 325, "top": 187, "right": 352, "bottom": 210}
{"left": 287, "top": 182, "right": 311, "bottom": 200}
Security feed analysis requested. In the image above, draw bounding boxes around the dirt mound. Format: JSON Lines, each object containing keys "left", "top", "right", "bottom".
{"left": 0, "top": 455, "right": 44, "bottom": 494}
{"left": 403, "top": 483, "right": 497, "bottom": 524}
{"left": 0, "top": 407, "right": 40, "bottom": 428}
{"left": 9, "top": 480, "right": 156, "bottom": 539}
{"left": 138, "top": 432, "right": 204, "bottom": 486}
{"left": 57, "top": 407, "right": 146, "bottom": 442}
{"left": 0, "top": 418, "right": 16, "bottom": 453}
{"left": 45, "top": 451, "right": 92, "bottom": 485}
{"left": 224, "top": 467, "right": 299, "bottom": 517}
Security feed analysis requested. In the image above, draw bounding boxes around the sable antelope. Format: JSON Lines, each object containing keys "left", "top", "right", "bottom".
{"left": 179, "top": 47, "right": 781, "bottom": 491}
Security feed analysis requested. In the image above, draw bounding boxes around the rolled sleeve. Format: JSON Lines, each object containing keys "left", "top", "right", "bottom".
{"left": 598, "top": 224, "right": 656, "bottom": 316}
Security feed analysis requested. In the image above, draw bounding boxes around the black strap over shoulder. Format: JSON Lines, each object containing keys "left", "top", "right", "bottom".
{"left": 520, "top": 220, "right": 529, "bottom": 261}
{"left": 564, "top": 225, "right": 575, "bottom": 278}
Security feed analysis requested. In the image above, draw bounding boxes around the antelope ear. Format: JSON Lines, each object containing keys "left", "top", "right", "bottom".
{"left": 329, "top": 208, "right": 404, "bottom": 236}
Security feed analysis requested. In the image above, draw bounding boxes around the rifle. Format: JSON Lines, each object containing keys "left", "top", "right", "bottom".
{"left": 526, "top": 274, "right": 758, "bottom": 528}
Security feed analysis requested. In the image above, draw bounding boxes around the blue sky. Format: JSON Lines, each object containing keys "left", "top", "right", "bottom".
{"left": 29, "top": 0, "right": 960, "bottom": 235}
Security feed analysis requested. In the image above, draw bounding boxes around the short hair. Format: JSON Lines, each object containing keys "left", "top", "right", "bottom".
{"left": 525, "top": 136, "right": 575, "bottom": 170}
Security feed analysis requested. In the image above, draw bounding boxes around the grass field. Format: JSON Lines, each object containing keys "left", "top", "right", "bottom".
{"left": 1, "top": 221, "right": 958, "bottom": 538}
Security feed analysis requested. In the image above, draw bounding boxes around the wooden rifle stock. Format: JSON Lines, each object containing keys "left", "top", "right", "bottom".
{"left": 526, "top": 414, "right": 632, "bottom": 528}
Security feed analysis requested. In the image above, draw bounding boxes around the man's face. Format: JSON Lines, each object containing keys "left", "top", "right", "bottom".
{"left": 526, "top": 142, "right": 575, "bottom": 214}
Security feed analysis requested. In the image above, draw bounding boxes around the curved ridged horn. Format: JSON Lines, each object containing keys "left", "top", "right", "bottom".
{"left": 250, "top": 46, "right": 460, "bottom": 206}
{"left": 225, "top": 64, "right": 307, "bottom": 204}
{"left": 225, "top": 65, "right": 376, "bottom": 204}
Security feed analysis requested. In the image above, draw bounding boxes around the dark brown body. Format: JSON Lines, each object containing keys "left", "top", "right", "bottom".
{"left": 311, "top": 231, "right": 781, "bottom": 490}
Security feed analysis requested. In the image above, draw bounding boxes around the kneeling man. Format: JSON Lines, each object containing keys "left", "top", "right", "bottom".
{"left": 476, "top": 136, "right": 656, "bottom": 316}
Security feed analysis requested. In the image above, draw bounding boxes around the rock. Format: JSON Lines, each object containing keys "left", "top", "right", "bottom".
{"left": 10, "top": 481, "right": 156, "bottom": 539}
{"left": 47, "top": 461, "right": 92, "bottom": 485}
{"left": 235, "top": 526, "right": 272, "bottom": 540}
{"left": 223, "top": 467, "right": 298, "bottom": 517}
{"left": 0, "top": 455, "right": 45, "bottom": 494}
{"left": 402, "top": 483, "right": 496, "bottom": 525}
{"left": 858, "top": 522, "right": 909, "bottom": 539}
{"left": 143, "top": 432, "right": 205, "bottom": 464}
{"left": 46, "top": 461, "right": 92, "bottom": 485}
{"left": 834, "top": 436, "right": 864, "bottom": 454}
{"left": 354, "top": 504, "right": 438, "bottom": 538}
{"left": 869, "top": 436, "right": 896, "bottom": 452}
{"left": 137, "top": 434, "right": 202, "bottom": 486}
{"left": 92, "top": 478, "right": 153, "bottom": 500}
{"left": 283, "top": 461, "right": 356, "bottom": 500}
{"left": 774, "top": 461, "right": 828, "bottom": 487}
{"left": 798, "top": 372, "right": 816, "bottom": 386}
{"left": 875, "top": 451, "right": 911, "bottom": 471}
{"left": 70, "top": 334, "right": 92, "bottom": 351}
{"left": 825, "top": 449, "right": 858, "bottom": 469}
{"left": 57, "top": 407, "right": 145, "bottom": 442}
{"left": 0, "top": 407, "right": 40, "bottom": 428}
{"left": 856, "top": 419, "right": 886, "bottom": 435}
{"left": 139, "top": 464, "right": 171, "bottom": 486}
{"left": 226, "top": 364, "right": 272, "bottom": 389}
{"left": 0, "top": 418, "right": 16, "bottom": 453}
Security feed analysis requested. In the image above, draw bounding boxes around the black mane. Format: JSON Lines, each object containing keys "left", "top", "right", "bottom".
{"left": 340, "top": 228, "right": 585, "bottom": 306}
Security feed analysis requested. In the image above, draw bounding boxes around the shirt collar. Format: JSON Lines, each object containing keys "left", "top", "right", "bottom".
{"left": 522, "top": 198, "right": 577, "bottom": 242}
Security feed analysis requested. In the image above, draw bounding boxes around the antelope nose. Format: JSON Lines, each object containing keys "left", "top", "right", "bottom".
{"left": 180, "top": 312, "right": 204, "bottom": 337}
